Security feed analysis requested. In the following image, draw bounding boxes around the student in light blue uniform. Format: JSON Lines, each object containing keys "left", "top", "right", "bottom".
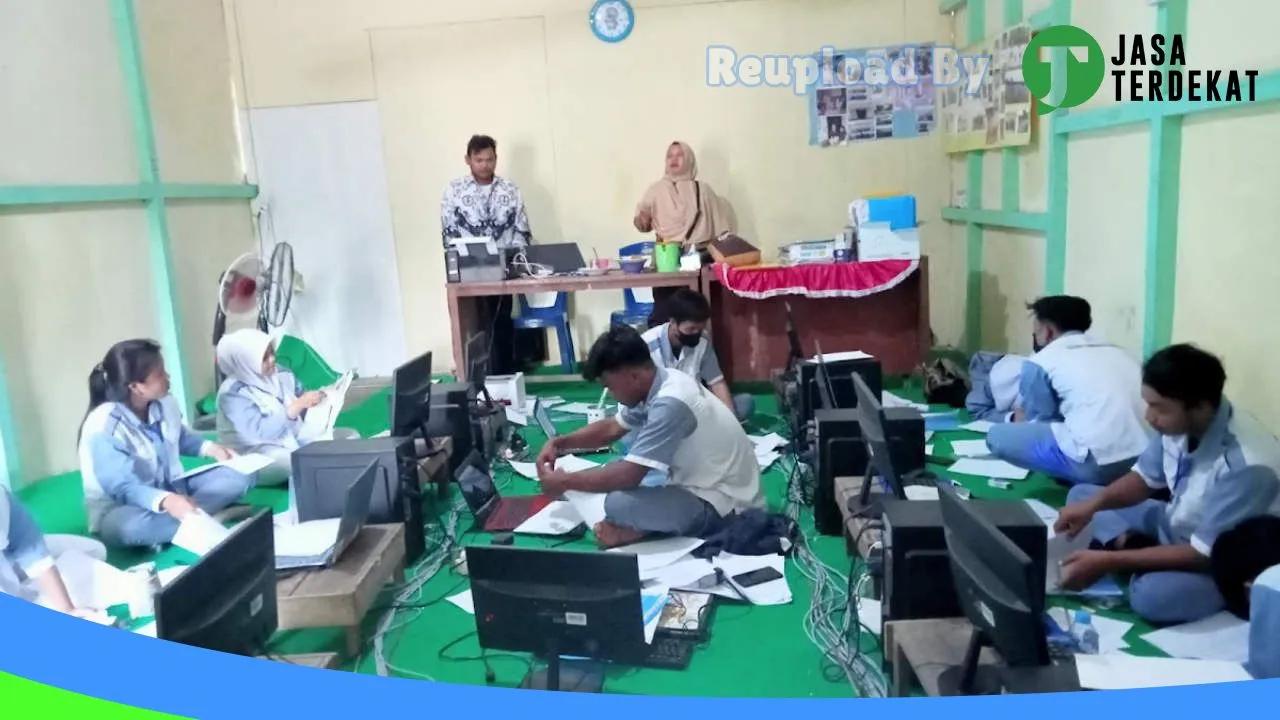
{"left": 78, "top": 339, "right": 253, "bottom": 549}
{"left": 1055, "top": 344, "right": 1280, "bottom": 625}
{"left": 641, "top": 288, "right": 753, "bottom": 422}
{"left": 985, "top": 296, "right": 1149, "bottom": 486}
{"left": 965, "top": 351, "right": 1028, "bottom": 423}
{"left": 1, "top": 487, "right": 105, "bottom": 616}
{"left": 1210, "top": 515, "right": 1280, "bottom": 679}
{"left": 215, "top": 329, "right": 325, "bottom": 486}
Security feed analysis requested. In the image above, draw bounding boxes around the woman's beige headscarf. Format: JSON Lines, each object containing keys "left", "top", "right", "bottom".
{"left": 637, "top": 142, "right": 730, "bottom": 249}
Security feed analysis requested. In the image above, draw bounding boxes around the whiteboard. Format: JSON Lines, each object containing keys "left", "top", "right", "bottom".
{"left": 245, "top": 101, "right": 407, "bottom": 376}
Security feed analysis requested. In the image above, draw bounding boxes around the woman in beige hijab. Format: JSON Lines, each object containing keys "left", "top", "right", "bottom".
{"left": 634, "top": 141, "right": 731, "bottom": 254}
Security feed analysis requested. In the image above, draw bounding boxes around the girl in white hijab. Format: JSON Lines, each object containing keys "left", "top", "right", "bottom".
{"left": 215, "top": 329, "right": 324, "bottom": 485}
{"left": 1, "top": 487, "right": 105, "bottom": 617}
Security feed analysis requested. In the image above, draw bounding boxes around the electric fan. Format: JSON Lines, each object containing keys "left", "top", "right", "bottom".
{"left": 211, "top": 242, "right": 300, "bottom": 386}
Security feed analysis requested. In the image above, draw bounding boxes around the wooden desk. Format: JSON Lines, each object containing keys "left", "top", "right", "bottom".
{"left": 276, "top": 524, "right": 406, "bottom": 656}
{"left": 706, "top": 257, "right": 931, "bottom": 382}
{"left": 884, "top": 617, "right": 1003, "bottom": 697}
{"left": 445, "top": 270, "right": 704, "bottom": 381}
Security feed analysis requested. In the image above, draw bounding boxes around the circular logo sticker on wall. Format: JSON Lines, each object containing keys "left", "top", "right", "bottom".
{"left": 590, "top": 0, "right": 635, "bottom": 44}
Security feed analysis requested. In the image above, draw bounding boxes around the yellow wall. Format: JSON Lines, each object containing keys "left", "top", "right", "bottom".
{"left": 954, "top": 0, "right": 1280, "bottom": 431}
{"left": 0, "top": 0, "right": 252, "bottom": 481}
{"left": 228, "top": 0, "right": 967, "bottom": 368}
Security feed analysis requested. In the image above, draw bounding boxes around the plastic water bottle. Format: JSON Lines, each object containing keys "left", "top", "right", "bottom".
{"left": 1072, "top": 610, "right": 1100, "bottom": 654}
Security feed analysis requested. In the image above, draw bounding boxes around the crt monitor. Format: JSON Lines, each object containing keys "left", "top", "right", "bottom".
{"left": 852, "top": 372, "right": 908, "bottom": 509}
{"left": 936, "top": 483, "right": 1050, "bottom": 696}
{"left": 467, "top": 545, "right": 648, "bottom": 693}
{"left": 390, "top": 351, "right": 433, "bottom": 438}
{"left": 155, "top": 510, "right": 277, "bottom": 656}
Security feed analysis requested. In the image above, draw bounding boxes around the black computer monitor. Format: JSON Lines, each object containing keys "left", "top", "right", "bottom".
{"left": 155, "top": 510, "right": 277, "bottom": 656}
{"left": 811, "top": 341, "right": 838, "bottom": 411}
{"left": 390, "top": 351, "right": 433, "bottom": 438}
{"left": 936, "top": 484, "right": 1050, "bottom": 696}
{"left": 465, "top": 331, "right": 494, "bottom": 407}
{"left": 853, "top": 372, "right": 907, "bottom": 510}
{"left": 466, "top": 545, "right": 648, "bottom": 693}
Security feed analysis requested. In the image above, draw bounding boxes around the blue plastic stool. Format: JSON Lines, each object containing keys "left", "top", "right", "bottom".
{"left": 612, "top": 242, "right": 656, "bottom": 328}
{"left": 514, "top": 292, "right": 576, "bottom": 373}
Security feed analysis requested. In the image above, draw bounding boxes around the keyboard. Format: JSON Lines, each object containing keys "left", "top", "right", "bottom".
{"left": 641, "top": 637, "right": 694, "bottom": 670}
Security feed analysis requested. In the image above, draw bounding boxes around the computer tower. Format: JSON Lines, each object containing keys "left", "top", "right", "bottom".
{"left": 798, "top": 356, "right": 883, "bottom": 425}
{"left": 880, "top": 499, "right": 1047, "bottom": 623}
{"left": 291, "top": 437, "right": 427, "bottom": 564}
{"left": 427, "top": 382, "right": 474, "bottom": 475}
{"left": 814, "top": 407, "right": 926, "bottom": 536}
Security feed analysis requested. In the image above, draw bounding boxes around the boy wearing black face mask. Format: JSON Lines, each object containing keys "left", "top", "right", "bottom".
{"left": 640, "top": 288, "right": 753, "bottom": 422}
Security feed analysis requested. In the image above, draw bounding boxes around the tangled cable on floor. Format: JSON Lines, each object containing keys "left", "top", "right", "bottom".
{"left": 783, "top": 453, "right": 888, "bottom": 698}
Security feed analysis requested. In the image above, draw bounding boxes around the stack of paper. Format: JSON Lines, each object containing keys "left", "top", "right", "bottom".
{"left": 274, "top": 518, "right": 342, "bottom": 561}
{"left": 948, "top": 458, "right": 1029, "bottom": 480}
{"left": 301, "top": 370, "right": 354, "bottom": 441}
{"left": 54, "top": 552, "right": 145, "bottom": 610}
{"left": 949, "top": 439, "right": 992, "bottom": 458}
{"left": 176, "top": 453, "right": 274, "bottom": 482}
{"left": 1073, "top": 654, "right": 1252, "bottom": 690}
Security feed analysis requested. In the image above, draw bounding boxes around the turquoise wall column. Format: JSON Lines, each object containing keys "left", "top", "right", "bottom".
{"left": 0, "top": 0, "right": 257, "bottom": 486}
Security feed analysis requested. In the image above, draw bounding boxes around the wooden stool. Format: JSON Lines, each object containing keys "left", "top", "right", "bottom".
{"left": 276, "top": 524, "right": 406, "bottom": 656}
{"left": 884, "top": 617, "right": 1002, "bottom": 697}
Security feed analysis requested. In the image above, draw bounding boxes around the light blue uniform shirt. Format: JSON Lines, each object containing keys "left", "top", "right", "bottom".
{"left": 215, "top": 370, "right": 306, "bottom": 453}
{"left": 77, "top": 395, "right": 209, "bottom": 531}
{"left": 1249, "top": 564, "right": 1280, "bottom": 679}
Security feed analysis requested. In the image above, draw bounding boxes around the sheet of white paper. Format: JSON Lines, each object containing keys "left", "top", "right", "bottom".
{"left": 711, "top": 553, "right": 792, "bottom": 606}
{"left": 882, "top": 391, "right": 929, "bottom": 412}
{"left": 563, "top": 491, "right": 607, "bottom": 528}
{"left": 925, "top": 431, "right": 934, "bottom": 442}
{"left": 1073, "top": 654, "right": 1252, "bottom": 690}
{"left": 1048, "top": 607, "right": 1132, "bottom": 654}
{"left": 504, "top": 407, "right": 528, "bottom": 426}
{"left": 55, "top": 552, "right": 143, "bottom": 610}
{"left": 371, "top": 430, "right": 391, "bottom": 439}
{"left": 172, "top": 511, "right": 233, "bottom": 557}
{"left": 749, "top": 433, "right": 787, "bottom": 451}
{"left": 609, "top": 537, "right": 705, "bottom": 575}
{"left": 554, "top": 402, "right": 604, "bottom": 415}
{"left": 274, "top": 518, "right": 341, "bottom": 557}
{"left": 555, "top": 455, "right": 600, "bottom": 473}
{"left": 924, "top": 444, "right": 934, "bottom": 455}
{"left": 960, "top": 420, "right": 994, "bottom": 434}
{"left": 156, "top": 566, "right": 187, "bottom": 588}
{"left": 648, "top": 556, "right": 716, "bottom": 586}
{"left": 949, "top": 439, "right": 993, "bottom": 457}
{"left": 855, "top": 597, "right": 883, "bottom": 636}
{"left": 756, "top": 450, "right": 780, "bottom": 469}
{"left": 302, "top": 390, "right": 347, "bottom": 441}
{"left": 1046, "top": 520, "right": 1095, "bottom": 594}
{"left": 904, "top": 486, "right": 940, "bottom": 501}
{"left": 1143, "top": 612, "right": 1250, "bottom": 663}
{"left": 507, "top": 460, "right": 537, "bottom": 479}
{"left": 133, "top": 621, "right": 158, "bottom": 637}
{"left": 514, "top": 501, "right": 583, "bottom": 536}
{"left": 811, "top": 351, "right": 871, "bottom": 363}
{"left": 177, "top": 453, "right": 275, "bottom": 482}
{"left": 447, "top": 590, "right": 475, "bottom": 614}
{"left": 948, "top": 458, "right": 1030, "bottom": 480}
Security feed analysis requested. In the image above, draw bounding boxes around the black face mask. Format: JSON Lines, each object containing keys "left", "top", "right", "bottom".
{"left": 678, "top": 332, "right": 702, "bottom": 348}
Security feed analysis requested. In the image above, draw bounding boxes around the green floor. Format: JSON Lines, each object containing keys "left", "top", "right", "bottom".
{"left": 18, "top": 376, "right": 1165, "bottom": 697}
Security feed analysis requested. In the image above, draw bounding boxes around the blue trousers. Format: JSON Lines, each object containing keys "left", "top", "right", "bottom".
{"left": 97, "top": 467, "right": 256, "bottom": 549}
{"left": 1067, "top": 484, "right": 1226, "bottom": 625}
{"left": 604, "top": 486, "right": 721, "bottom": 537}
{"left": 732, "top": 394, "right": 755, "bottom": 422}
{"left": 986, "top": 421, "right": 1134, "bottom": 486}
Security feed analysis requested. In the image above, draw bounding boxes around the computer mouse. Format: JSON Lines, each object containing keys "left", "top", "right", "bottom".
{"left": 490, "top": 533, "right": 514, "bottom": 546}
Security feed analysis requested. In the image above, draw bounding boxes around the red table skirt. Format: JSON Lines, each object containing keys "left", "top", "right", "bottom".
{"left": 713, "top": 259, "right": 919, "bottom": 300}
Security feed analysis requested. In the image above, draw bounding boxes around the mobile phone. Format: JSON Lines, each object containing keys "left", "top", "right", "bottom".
{"left": 731, "top": 566, "right": 784, "bottom": 588}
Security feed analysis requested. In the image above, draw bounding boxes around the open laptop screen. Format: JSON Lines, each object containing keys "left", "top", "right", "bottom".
{"left": 533, "top": 399, "right": 558, "bottom": 438}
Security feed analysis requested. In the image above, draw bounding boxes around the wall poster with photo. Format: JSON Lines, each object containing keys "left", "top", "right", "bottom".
{"left": 941, "top": 23, "right": 1035, "bottom": 154}
{"left": 807, "top": 42, "right": 938, "bottom": 147}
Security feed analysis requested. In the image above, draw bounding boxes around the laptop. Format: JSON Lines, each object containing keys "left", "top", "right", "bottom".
{"left": 273, "top": 460, "right": 377, "bottom": 571}
{"left": 533, "top": 398, "right": 613, "bottom": 456}
{"left": 522, "top": 243, "right": 587, "bottom": 275}
{"left": 455, "top": 450, "right": 556, "bottom": 533}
